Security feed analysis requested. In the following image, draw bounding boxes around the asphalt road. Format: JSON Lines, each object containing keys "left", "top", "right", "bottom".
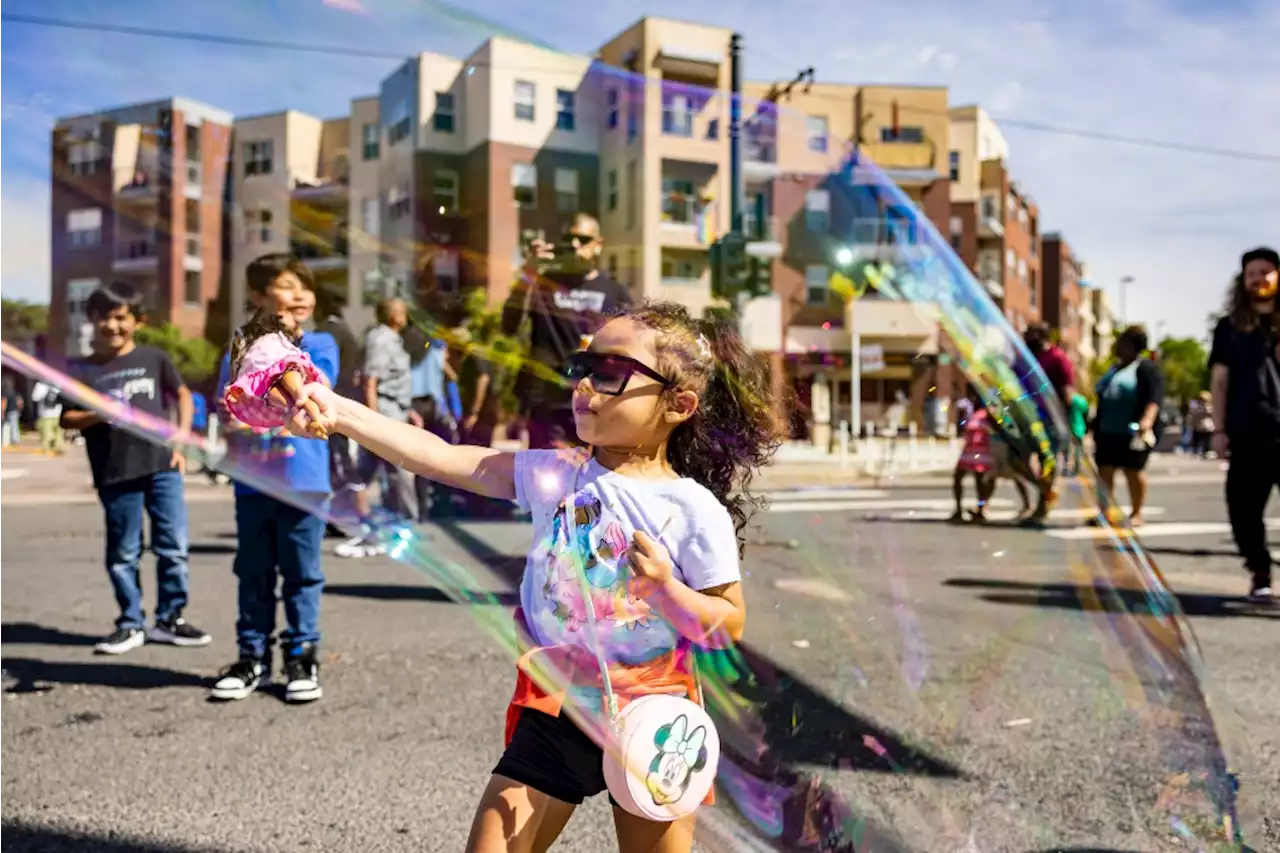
{"left": 2, "top": 466, "right": 1276, "bottom": 852}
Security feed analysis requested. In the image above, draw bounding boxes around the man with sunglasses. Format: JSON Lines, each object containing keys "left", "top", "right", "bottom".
{"left": 502, "top": 213, "right": 632, "bottom": 450}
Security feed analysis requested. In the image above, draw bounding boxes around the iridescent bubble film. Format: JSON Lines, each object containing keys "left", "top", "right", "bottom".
{"left": 2, "top": 3, "right": 1258, "bottom": 850}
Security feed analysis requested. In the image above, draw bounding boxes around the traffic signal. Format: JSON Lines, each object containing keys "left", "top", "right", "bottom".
{"left": 710, "top": 231, "right": 749, "bottom": 300}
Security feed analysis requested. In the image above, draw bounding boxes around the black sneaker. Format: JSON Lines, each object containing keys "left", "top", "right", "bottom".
{"left": 210, "top": 656, "right": 269, "bottom": 701}
{"left": 94, "top": 627, "right": 146, "bottom": 655}
{"left": 150, "top": 615, "right": 212, "bottom": 647}
{"left": 283, "top": 645, "right": 322, "bottom": 703}
{"left": 1248, "top": 573, "right": 1274, "bottom": 604}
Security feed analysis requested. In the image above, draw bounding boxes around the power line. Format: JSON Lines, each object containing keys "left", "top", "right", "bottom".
{"left": 7, "top": 12, "right": 1280, "bottom": 163}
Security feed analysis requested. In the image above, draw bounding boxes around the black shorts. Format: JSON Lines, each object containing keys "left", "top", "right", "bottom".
{"left": 493, "top": 709, "right": 619, "bottom": 807}
{"left": 1094, "top": 431, "right": 1152, "bottom": 471}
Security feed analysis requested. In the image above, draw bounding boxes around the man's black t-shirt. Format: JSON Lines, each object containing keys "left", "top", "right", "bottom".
{"left": 504, "top": 270, "right": 632, "bottom": 412}
{"left": 315, "top": 314, "right": 361, "bottom": 399}
{"left": 1209, "top": 316, "right": 1279, "bottom": 443}
{"left": 65, "top": 345, "right": 185, "bottom": 489}
{"left": 458, "top": 349, "right": 501, "bottom": 425}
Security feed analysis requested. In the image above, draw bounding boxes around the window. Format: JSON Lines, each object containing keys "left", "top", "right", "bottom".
{"left": 554, "top": 168, "right": 579, "bottom": 213}
{"left": 1030, "top": 269, "right": 1038, "bottom": 309}
{"left": 706, "top": 118, "right": 719, "bottom": 140}
{"left": 433, "top": 170, "right": 459, "bottom": 214}
{"left": 948, "top": 150, "right": 960, "bottom": 181}
{"left": 186, "top": 125, "right": 202, "bottom": 161}
{"left": 434, "top": 250, "right": 460, "bottom": 294}
{"left": 1017, "top": 258, "right": 1027, "bottom": 280}
{"left": 1007, "top": 192, "right": 1017, "bottom": 220}
{"left": 388, "top": 184, "right": 410, "bottom": 220}
{"left": 606, "top": 168, "right": 618, "bottom": 212}
{"left": 245, "top": 209, "right": 272, "bottom": 243}
{"left": 1006, "top": 248, "right": 1016, "bottom": 272}
{"left": 67, "top": 278, "right": 100, "bottom": 319}
{"left": 661, "top": 257, "right": 698, "bottom": 281}
{"left": 556, "top": 89, "right": 575, "bottom": 131}
{"left": 511, "top": 163, "right": 537, "bottom": 207}
{"left": 805, "top": 264, "right": 829, "bottom": 304}
{"left": 880, "top": 126, "right": 924, "bottom": 143}
{"left": 514, "top": 81, "right": 536, "bottom": 122}
{"left": 68, "top": 141, "right": 101, "bottom": 176}
{"left": 1018, "top": 206, "right": 1028, "bottom": 227}
{"left": 662, "top": 92, "right": 693, "bottom": 137}
{"left": 804, "top": 189, "right": 830, "bottom": 232}
{"left": 806, "top": 116, "right": 828, "bottom": 153}
{"left": 625, "top": 160, "right": 637, "bottom": 229}
{"left": 362, "top": 123, "right": 380, "bottom": 160}
{"left": 361, "top": 197, "right": 379, "bottom": 235}
{"left": 433, "top": 92, "right": 455, "bottom": 133}
{"left": 387, "top": 100, "right": 412, "bottom": 146}
{"left": 66, "top": 208, "right": 102, "bottom": 248}
{"left": 184, "top": 271, "right": 201, "bottom": 306}
{"left": 606, "top": 89, "right": 619, "bottom": 129}
{"left": 244, "top": 140, "right": 273, "bottom": 176}
{"left": 626, "top": 92, "right": 638, "bottom": 142}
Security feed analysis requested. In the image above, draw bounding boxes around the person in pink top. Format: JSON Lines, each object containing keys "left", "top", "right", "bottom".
{"left": 950, "top": 389, "right": 994, "bottom": 523}
{"left": 224, "top": 308, "right": 328, "bottom": 438}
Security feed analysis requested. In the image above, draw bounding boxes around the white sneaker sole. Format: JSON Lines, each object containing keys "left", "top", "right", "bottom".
{"left": 285, "top": 684, "right": 323, "bottom": 703}
{"left": 210, "top": 675, "right": 269, "bottom": 701}
{"left": 148, "top": 627, "right": 212, "bottom": 647}
{"left": 94, "top": 632, "right": 146, "bottom": 655}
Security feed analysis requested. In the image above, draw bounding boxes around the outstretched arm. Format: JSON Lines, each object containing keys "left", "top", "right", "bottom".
{"left": 297, "top": 388, "right": 516, "bottom": 500}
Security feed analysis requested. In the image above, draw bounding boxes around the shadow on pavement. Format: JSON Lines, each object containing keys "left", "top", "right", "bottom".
{"left": 432, "top": 520, "right": 528, "bottom": 588}
{"left": 2, "top": 658, "right": 207, "bottom": 693}
{"left": 1115, "top": 544, "right": 1278, "bottom": 565}
{"left": 2, "top": 622, "right": 98, "bottom": 647}
{"left": 324, "top": 582, "right": 518, "bottom": 607}
{"left": 944, "top": 578, "right": 1279, "bottom": 620}
{"left": 0, "top": 823, "right": 224, "bottom": 853}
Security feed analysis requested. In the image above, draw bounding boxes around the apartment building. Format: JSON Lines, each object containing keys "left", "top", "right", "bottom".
{"left": 1088, "top": 284, "right": 1115, "bottom": 367}
{"left": 49, "top": 97, "right": 233, "bottom": 359}
{"left": 948, "top": 106, "right": 1042, "bottom": 333}
{"left": 229, "top": 101, "right": 382, "bottom": 332}
{"left": 1041, "top": 233, "right": 1086, "bottom": 372}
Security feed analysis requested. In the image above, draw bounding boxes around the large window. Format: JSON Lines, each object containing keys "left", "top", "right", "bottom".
{"left": 245, "top": 209, "right": 272, "bottom": 243}
{"left": 511, "top": 163, "right": 537, "bottom": 207}
{"left": 554, "top": 168, "right": 579, "bottom": 214}
{"left": 556, "top": 89, "right": 576, "bottom": 131}
{"left": 948, "top": 150, "right": 960, "bottom": 181}
{"left": 514, "top": 81, "right": 536, "bottom": 122}
{"left": 68, "top": 141, "right": 101, "bottom": 176}
{"left": 66, "top": 208, "right": 102, "bottom": 248}
{"left": 433, "top": 92, "right": 455, "bottom": 133}
{"left": 362, "top": 123, "right": 380, "bottom": 160}
{"left": 606, "top": 89, "right": 619, "bottom": 129}
{"left": 244, "top": 140, "right": 273, "bottom": 176}
{"left": 662, "top": 92, "right": 693, "bottom": 137}
{"left": 387, "top": 100, "right": 412, "bottom": 147}
{"left": 805, "top": 264, "right": 829, "bottom": 304}
{"left": 433, "top": 170, "right": 459, "bottom": 214}
{"left": 184, "top": 271, "right": 202, "bottom": 306}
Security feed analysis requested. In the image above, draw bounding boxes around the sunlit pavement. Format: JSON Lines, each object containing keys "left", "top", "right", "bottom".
{"left": 2, "top": 467, "right": 1275, "bottom": 851}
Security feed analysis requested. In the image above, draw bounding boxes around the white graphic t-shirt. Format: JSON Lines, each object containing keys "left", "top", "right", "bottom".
{"left": 514, "top": 449, "right": 742, "bottom": 669}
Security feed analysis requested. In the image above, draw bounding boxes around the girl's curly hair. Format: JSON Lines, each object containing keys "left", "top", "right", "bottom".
{"left": 621, "top": 302, "right": 787, "bottom": 556}
{"left": 230, "top": 309, "right": 301, "bottom": 377}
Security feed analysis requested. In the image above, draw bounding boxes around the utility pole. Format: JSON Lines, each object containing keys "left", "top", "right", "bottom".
{"left": 728, "top": 33, "right": 743, "bottom": 234}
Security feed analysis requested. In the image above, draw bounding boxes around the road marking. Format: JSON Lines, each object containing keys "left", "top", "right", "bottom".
{"left": 768, "top": 497, "right": 1016, "bottom": 514}
{"left": 761, "top": 488, "right": 891, "bottom": 501}
{"left": 0, "top": 469, "right": 27, "bottom": 481}
{"left": 1046, "top": 519, "right": 1280, "bottom": 541}
{"left": 874, "top": 506, "right": 1169, "bottom": 523}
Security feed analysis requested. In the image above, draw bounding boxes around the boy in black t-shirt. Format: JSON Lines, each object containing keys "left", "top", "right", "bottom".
{"left": 60, "top": 282, "right": 211, "bottom": 655}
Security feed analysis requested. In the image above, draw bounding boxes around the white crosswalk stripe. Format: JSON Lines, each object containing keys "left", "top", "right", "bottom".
{"left": 1046, "top": 519, "right": 1280, "bottom": 541}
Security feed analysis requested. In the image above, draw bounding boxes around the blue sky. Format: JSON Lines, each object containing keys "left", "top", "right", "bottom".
{"left": 3, "top": 0, "right": 1277, "bottom": 339}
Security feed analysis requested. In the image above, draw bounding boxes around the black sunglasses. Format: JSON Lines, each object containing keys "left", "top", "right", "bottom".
{"left": 564, "top": 352, "right": 673, "bottom": 396}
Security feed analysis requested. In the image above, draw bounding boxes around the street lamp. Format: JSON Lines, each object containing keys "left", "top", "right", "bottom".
{"left": 1119, "top": 275, "right": 1135, "bottom": 327}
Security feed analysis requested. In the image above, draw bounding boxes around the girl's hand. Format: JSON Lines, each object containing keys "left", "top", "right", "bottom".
{"left": 289, "top": 383, "right": 339, "bottom": 437}
{"left": 629, "top": 530, "right": 674, "bottom": 599}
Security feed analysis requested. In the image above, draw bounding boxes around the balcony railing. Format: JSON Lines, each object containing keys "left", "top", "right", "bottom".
{"left": 660, "top": 195, "right": 704, "bottom": 225}
{"left": 857, "top": 141, "right": 936, "bottom": 172}
{"left": 115, "top": 239, "right": 157, "bottom": 261}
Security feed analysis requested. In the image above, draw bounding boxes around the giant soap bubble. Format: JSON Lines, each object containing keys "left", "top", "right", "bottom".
{"left": 5, "top": 6, "right": 1258, "bottom": 850}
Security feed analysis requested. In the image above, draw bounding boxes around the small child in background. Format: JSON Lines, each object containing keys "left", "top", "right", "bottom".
{"left": 213, "top": 254, "right": 338, "bottom": 704}
{"left": 950, "top": 392, "right": 994, "bottom": 523}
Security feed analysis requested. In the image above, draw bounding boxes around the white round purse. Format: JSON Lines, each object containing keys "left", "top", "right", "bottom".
{"left": 565, "top": 468, "right": 720, "bottom": 821}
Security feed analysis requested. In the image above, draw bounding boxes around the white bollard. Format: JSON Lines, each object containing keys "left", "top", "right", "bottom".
{"left": 838, "top": 420, "right": 849, "bottom": 468}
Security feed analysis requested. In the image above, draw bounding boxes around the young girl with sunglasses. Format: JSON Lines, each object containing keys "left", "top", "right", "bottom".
{"left": 288, "top": 302, "right": 783, "bottom": 852}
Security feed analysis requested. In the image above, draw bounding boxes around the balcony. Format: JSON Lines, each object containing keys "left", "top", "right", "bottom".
{"left": 856, "top": 141, "right": 941, "bottom": 185}
{"left": 978, "top": 204, "right": 1004, "bottom": 238}
{"left": 743, "top": 212, "right": 782, "bottom": 259}
{"left": 843, "top": 217, "right": 927, "bottom": 262}
{"left": 656, "top": 99, "right": 722, "bottom": 164}
{"left": 981, "top": 274, "right": 1004, "bottom": 299}
{"left": 116, "top": 171, "right": 159, "bottom": 203}
{"left": 658, "top": 194, "right": 709, "bottom": 249}
{"left": 654, "top": 45, "right": 722, "bottom": 80}
{"left": 290, "top": 234, "right": 350, "bottom": 271}
{"left": 744, "top": 138, "right": 781, "bottom": 181}
{"left": 113, "top": 238, "right": 158, "bottom": 273}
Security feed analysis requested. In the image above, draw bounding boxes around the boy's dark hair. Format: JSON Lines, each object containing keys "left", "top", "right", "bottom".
{"left": 1117, "top": 324, "right": 1149, "bottom": 354}
{"left": 246, "top": 253, "right": 314, "bottom": 295}
{"left": 86, "top": 281, "right": 146, "bottom": 321}
{"left": 230, "top": 310, "right": 302, "bottom": 376}
{"left": 621, "top": 302, "right": 786, "bottom": 556}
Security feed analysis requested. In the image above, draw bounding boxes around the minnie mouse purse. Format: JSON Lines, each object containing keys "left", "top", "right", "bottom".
{"left": 564, "top": 466, "right": 720, "bottom": 821}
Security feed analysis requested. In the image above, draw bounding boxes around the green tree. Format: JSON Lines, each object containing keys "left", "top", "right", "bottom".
{"left": 135, "top": 323, "right": 220, "bottom": 384}
{"left": 1155, "top": 336, "right": 1208, "bottom": 403}
{"left": 1, "top": 299, "right": 48, "bottom": 343}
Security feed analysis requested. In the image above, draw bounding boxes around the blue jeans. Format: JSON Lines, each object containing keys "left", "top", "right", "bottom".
{"left": 98, "top": 469, "right": 190, "bottom": 630}
{"left": 233, "top": 492, "right": 326, "bottom": 658}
